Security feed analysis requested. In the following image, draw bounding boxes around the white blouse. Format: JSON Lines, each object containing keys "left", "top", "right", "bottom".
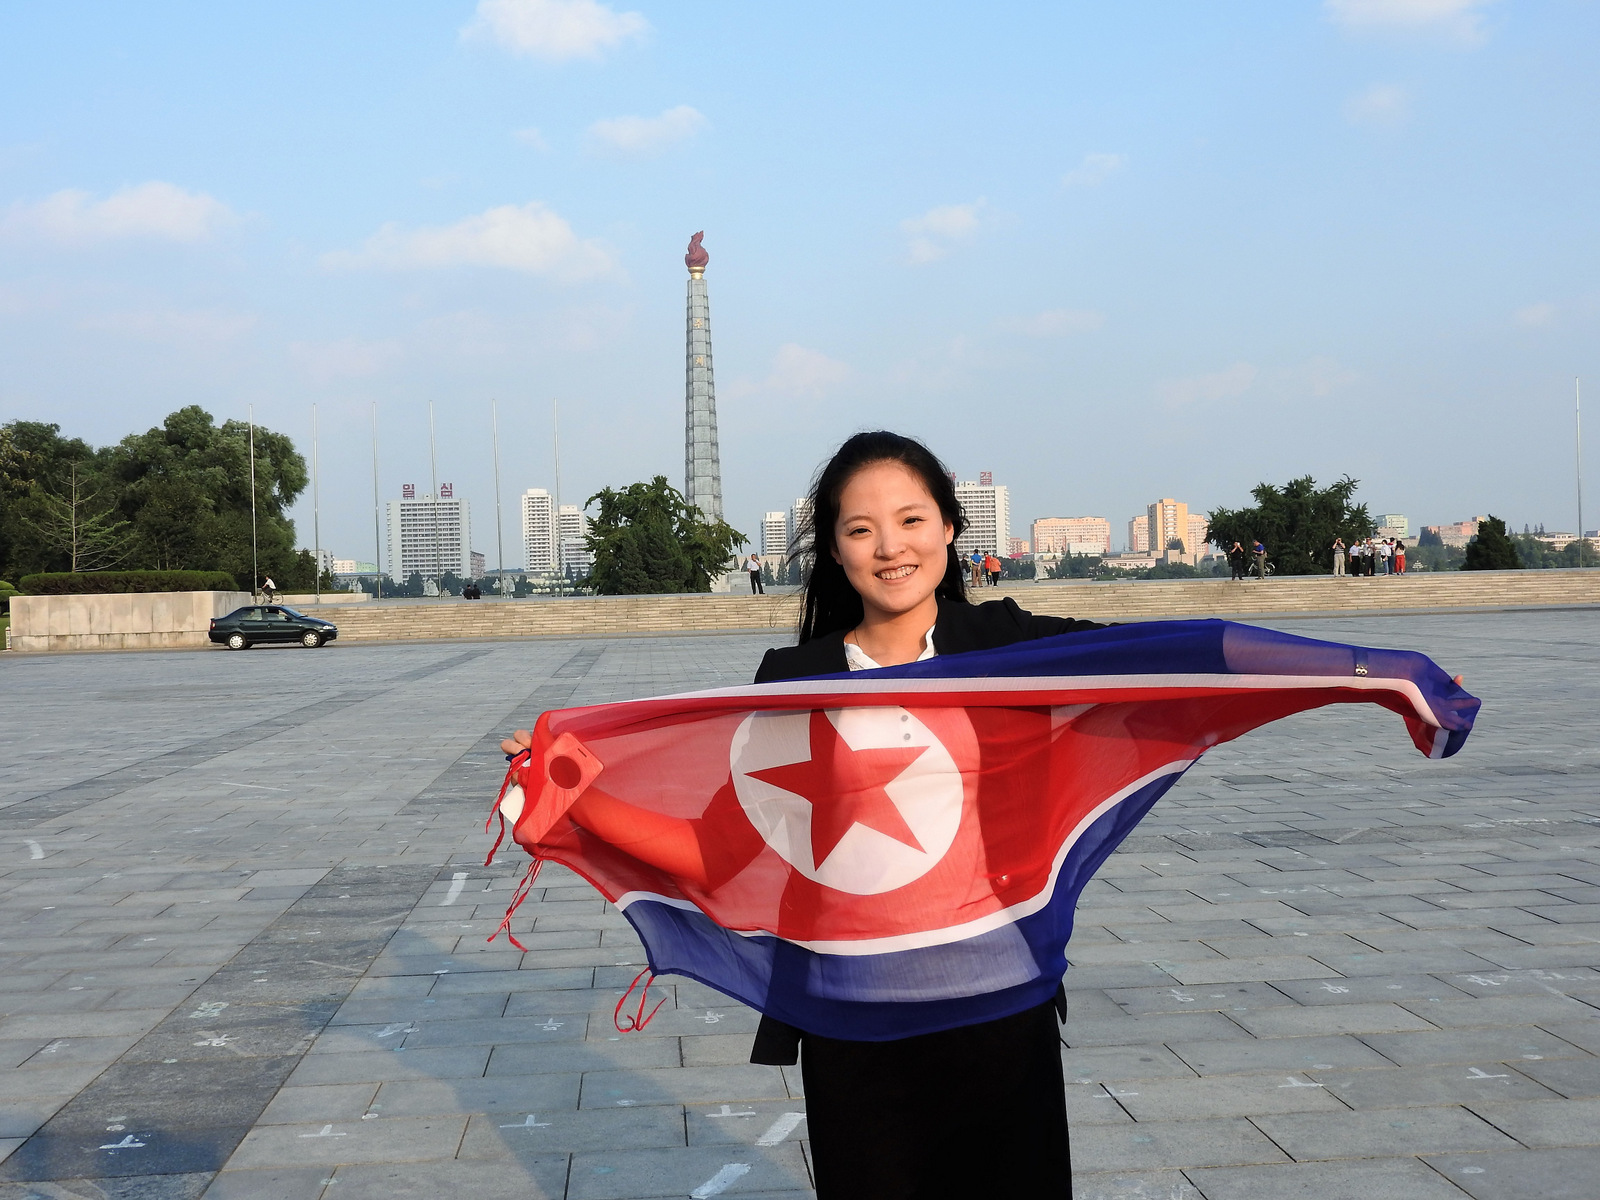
{"left": 843, "top": 625, "right": 938, "bottom": 672}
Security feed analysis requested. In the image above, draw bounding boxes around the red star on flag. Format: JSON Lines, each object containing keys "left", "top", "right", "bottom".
{"left": 747, "top": 710, "right": 928, "bottom": 867}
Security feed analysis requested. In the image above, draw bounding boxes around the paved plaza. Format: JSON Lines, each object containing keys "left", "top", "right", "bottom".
{"left": 0, "top": 609, "right": 1596, "bottom": 1199}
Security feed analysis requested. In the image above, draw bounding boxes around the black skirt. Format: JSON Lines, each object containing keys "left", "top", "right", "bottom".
{"left": 786, "top": 1000, "right": 1071, "bottom": 1199}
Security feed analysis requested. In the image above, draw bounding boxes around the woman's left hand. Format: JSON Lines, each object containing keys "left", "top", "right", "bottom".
{"left": 501, "top": 729, "right": 534, "bottom": 757}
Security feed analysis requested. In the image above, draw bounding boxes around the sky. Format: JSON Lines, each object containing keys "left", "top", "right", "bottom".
{"left": 2, "top": 0, "right": 1598, "bottom": 564}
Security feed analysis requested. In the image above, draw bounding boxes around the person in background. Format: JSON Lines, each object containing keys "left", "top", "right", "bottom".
{"left": 1253, "top": 538, "right": 1267, "bottom": 580}
{"left": 1228, "top": 540, "right": 1247, "bottom": 580}
{"left": 1380, "top": 539, "right": 1394, "bottom": 575}
{"left": 985, "top": 551, "right": 1002, "bottom": 587}
{"left": 1332, "top": 537, "right": 1346, "bottom": 576}
{"left": 746, "top": 552, "right": 765, "bottom": 594}
{"left": 1395, "top": 540, "right": 1406, "bottom": 574}
{"left": 970, "top": 549, "right": 984, "bottom": 588}
{"left": 261, "top": 576, "right": 277, "bottom": 602}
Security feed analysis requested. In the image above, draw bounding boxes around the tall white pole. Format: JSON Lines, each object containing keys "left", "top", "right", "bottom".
{"left": 312, "top": 403, "right": 321, "bottom": 601}
{"left": 371, "top": 402, "right": 382, "bottom": 600}
{"left": 428, "top": 399, "right": 440, "bottom": 595}
{"left": 552, "top": 398, "right": 563, "bottom": 590}
{"left": 491, "top": 399, "right": 506, "bottom": 593}
{"left": 1578, "top": 378, "right": 1585, "bottom": 566}
{"left": 248, "top": 405, "right": 258, "bottom": 598}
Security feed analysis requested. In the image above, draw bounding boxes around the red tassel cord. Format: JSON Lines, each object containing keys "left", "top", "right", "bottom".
{"left": 614, "top": 968, "right": 667, "bottom": 1033}
{"left": 485, "top": 749, "right": 531, "bottom": 867}
{"left": 488, "top": 856, "right": 543, "bottom": 951}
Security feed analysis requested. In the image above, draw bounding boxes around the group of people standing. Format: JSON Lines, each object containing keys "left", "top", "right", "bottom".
{"left": 1226, "top": 540, "right": 1269, "bottom": 580}
{"left": 1332, "top": 537, "right": 1406, "bottom": 576}
{"left": 969, "top": 549, "right": 1004, "bottom": 587}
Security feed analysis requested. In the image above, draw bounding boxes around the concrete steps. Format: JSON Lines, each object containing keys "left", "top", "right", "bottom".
{"left": 313, "top": 569, "right": 1600, "bottom": 644}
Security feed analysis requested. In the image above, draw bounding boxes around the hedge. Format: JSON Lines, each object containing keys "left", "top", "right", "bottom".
{"left": 19, "top": 571, "right": 244, "bottom": 595}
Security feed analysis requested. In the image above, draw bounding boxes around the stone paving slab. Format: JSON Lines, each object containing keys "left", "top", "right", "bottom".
{"left": 0, "top": 612, "right": 1597, "bottom": 1197}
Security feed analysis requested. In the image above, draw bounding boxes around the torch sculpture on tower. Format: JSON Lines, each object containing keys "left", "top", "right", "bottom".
{"left": 683, "top": 231, "right": 722, "bottom": 522}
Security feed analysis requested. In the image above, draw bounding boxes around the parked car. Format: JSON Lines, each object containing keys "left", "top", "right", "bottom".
{"left": 209, "top": 605, "right": 337, "bottom": 650}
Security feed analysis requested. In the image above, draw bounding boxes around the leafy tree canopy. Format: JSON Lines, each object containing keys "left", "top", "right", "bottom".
{"left": 1, "top": 409, "right": 309, "bottom": 588}
{"left": 1206, "top": 475, "right": 1374, "bottom": 576}
{"left": 584, "top": 476, "right": 746, "bottom": 595}
{"left": 1463, "top": 515, "right": 1522, "bottom": 571}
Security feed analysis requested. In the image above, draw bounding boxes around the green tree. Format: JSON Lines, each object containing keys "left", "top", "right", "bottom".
{"left": 109, "top": 406, "right": 307, "bottom": 584}
{"left": 584, "top": 477, "right": 746, "bottom": 595}
{"left": 33, "top": 461, "right": 131, "bottom": 572}
{"left": 0, "top": 421, "right": 103, "bottom": 580}
{"left": 1463, "top": 515, "right": 1522, "bottom": 570}
{"left": 1207, "top": 475, "right": 1374, "bottom": 575}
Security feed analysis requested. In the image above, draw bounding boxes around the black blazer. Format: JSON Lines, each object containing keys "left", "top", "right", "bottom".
{"left": 755, "top": 595, "right": 1104, "bottom": 684}
{"left": 747, "top": 594, "right": 1105, "bottom": 1064}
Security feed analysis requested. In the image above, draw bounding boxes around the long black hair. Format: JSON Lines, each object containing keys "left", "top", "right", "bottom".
{"left": 793, "top": 431, "right": 968, "bottom": 643}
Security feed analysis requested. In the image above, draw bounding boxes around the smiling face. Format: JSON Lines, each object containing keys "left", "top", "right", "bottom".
{"left": 830, "top": 460, "right": 955, "bottom": 623}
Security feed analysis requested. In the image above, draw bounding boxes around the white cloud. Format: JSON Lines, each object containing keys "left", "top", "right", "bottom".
{"left": 1345, "top": 83, "right": 1409, "bottom": 125}
{"left": 1008, "top": 308, "right": 1104, "bottom": 337}
{"left": 513, "top": 126, "right": 550, "bottom": 150}
{"left": 1061, "top": 152, "right": 1127, "bottom": 189}
{"left": 764, "top": 344, "right": 851, "bottom": 398}
{"left": 585, "top": 106, "right": 706, "bottom": 155}
{"left": 1159, "top": 361, "right": 1258, "bottom": 406}
{"left": 901, "top": 200, "right": 984, "bottom": 264}
{"left": 290, "top": 338, "right": 404, "bottom": 381}
{"left": 1515, "top": 302, "right": 1556, "bottom": 327}
{"left": 324, "top": 202, "right": 613, "bottom": 280}
{"left": 82, "top": 307, "right": 256, "bottom": 343}
{"left": 1325, "top": 0, "right": 1494, "bottom": 43}
{"left": 1298, "top": 355, "right": 1359, "bottom": 397}
{"left": 463, "top": 0, "right": 648, "bottom": 62}
{"left": 1, "top": 182, "right": 234, "bottom": 245}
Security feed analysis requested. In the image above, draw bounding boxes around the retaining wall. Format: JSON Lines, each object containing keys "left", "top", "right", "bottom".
{"left": 12, "top": 571, "right": 1599, "bottom": 651}
{"left": 10, "top": 591, "right": 252, "bottom": 652}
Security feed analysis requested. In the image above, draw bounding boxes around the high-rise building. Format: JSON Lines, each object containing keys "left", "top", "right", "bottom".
{"left": 1032, "top": 517, "right": 1111, "bottom": 555}
{"left": 1376, "top": 513, "right": 1409, "bottom": 537}
{"left": 1127, "top": 515, "right": 1150, "bottom": 554}
{"left": 521, "top": 488, "right": 556, "bottom": 574}
{"left": 470, "top": 550, "right": 486, "bottom": 578}
{"left": 1187, "top": 513, "right": 1211, "bottom": 558}
{"left": 684, "top": 232, "right": 722, "bottom": 521}
{"left": 788, "top": 497, "right": 814, "bottom": 556}
{"left": 955, "top": 477, "right": 1010, "bottom": 558}
{"left": 386, "top": 493, "right": 472, "bottom": 581}
{"left": 1007, "top": 538, "right": 1030, "bottom": 557}
{"left": 761, "top": 512, "right": 788, "bottom": 558}
{"left": 1148, "top": 498, "right": 1190, "bottom": 557}
{"left": 557, "top": 504, "right": 592, "bottom": 576}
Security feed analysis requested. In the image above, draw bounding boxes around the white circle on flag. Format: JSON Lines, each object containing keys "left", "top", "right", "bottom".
{"left": 729, "top": 707, "right": 964, "bottom": 895}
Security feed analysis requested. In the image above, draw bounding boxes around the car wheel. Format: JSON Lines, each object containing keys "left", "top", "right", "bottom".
{"left": 226, "top": 633, "right": 249, "bottom": 651}
{"left": 301, "top": 631, "right": 322, "bottom": 648}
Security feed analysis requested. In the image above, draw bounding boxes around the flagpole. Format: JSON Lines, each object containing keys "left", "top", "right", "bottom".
{"left": 371, "top": 402, "right": 382, "bottom": 600}
{"left": 428, "top": 399, "right": 440, "bottom": 597}
{"left": 492, "top": 399, "right": 506, "bottom": 594}
{"left": 312, "top": 403, "right": 321, "bottom": 602}
{"left": 1578, "top": 377, "right": 1585, "bottom": 567}
{"left": 248, "top": 405, "right": 258, "bottom": 599}
{"left": 552, "top": 398, "right": 563, "bottom": 591}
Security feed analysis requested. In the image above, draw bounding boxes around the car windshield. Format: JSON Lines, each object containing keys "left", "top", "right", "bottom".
{"left": 277, "top": 607, "right": 306, "bottom": 619}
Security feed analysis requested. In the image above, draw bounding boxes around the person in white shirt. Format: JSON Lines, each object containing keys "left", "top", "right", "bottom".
{"left": 746, "top": 554, "right": 764, "bottom": 594}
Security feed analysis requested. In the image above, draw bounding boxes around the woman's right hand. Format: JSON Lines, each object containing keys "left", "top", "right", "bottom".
{"left": 501, "top": 729, "right": 533, "bottom": 757}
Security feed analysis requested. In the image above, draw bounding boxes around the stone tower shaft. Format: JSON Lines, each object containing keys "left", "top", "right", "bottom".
{"left": 684, "top": 235, "right": 722, "bottom": 522}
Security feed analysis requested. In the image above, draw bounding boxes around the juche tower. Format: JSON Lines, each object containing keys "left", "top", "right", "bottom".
{"left": 683, "top": 231, "right": 722, "bottom": 521}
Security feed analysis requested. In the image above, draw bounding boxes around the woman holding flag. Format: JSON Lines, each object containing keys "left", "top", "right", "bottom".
{"left": 745, "top": 431, "right": 1097, "bottom": 1197}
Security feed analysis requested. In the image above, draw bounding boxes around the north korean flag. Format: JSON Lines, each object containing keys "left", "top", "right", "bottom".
{"left": 492, "top": 619, "right": 1478, "bottom": 1041}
